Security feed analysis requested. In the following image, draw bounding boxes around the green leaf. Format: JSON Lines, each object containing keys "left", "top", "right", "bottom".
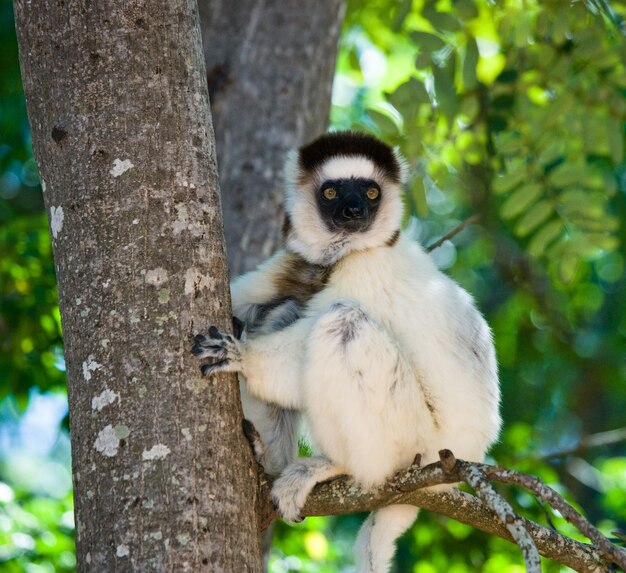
{"left": 410, "top": 177, "right": 428, "bottom": 218}
{"left": 386, "top": 78, "right": 429, "bottom": 125}
{"left": 584, "top": 233, "right": 620, "bottom": 252}
{"left": 409, "top": 31, "right": 446, "bottom": 52}
{"left": 423, "top": 8, "right": 461, "bottom": 32}
{"left": 476, "top": 53, "right": 506, "bottom": 85}
{"left": 582, "top": 113, "right": 611, "bottom": 156}
{"left": 454, "top": 0, "right": 478, "bottom": 20}
{"left": 500, "top": 183, "right": 542, "bottom": 219}
{"left": 559, "top": 253, "right": 579, "bottom": 284}
{"left": 368, "top": 109, "right": 401, "bottom": 137}
{"left": 415, "top": 50, "right": 433, "bottom": 69}
{"left": 606, "top": 119, "right": 624, "bottom": 164}
{"left": 548, "top": 164, "right": 592, "bottom": 188}
{"left": 528, "top": 219, "right": 564, "bottom": 258}
{"left": 514, "top": 200, "right": 553, "bottom": 237}
{"left": 433, "top": 57, "right": 458, "bottom": 123}
{"left": 392, "top": 0, "right": 413, "bottom": 32}
{"left": 462, "top": 37, "right": 479, "bottom": 90}
{"left": 492, "top": 169, "right": 527, "bottom": 195}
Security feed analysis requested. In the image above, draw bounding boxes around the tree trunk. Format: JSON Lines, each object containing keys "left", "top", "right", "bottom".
{"left": 14, "top": 1, "right": 263, "bottom": 571}
{"left": 199, "top": 0, "right": 345, "bottom": 275}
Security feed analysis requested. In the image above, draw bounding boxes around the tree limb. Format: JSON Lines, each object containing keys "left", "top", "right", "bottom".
{"left": 257, "top": 452, "right": 623, "bottom": 572}
{"left": 426, "top": 214, "right": 481, "bottom": 253}
{"left": 533, "top": 426, "right": 626, "bottom": 461}
{"left": 487, "top": 467, "right": 626, "bottom": 571}
{"left": 441, "top": 450, "right": 541, "bottom": 572}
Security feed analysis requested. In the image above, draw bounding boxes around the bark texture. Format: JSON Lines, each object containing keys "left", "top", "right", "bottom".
{"left": 14, "top": 1, "right": 263, "bottom": 571}
{"left": 199, "top": 0, "right": 345, "bottom": 275}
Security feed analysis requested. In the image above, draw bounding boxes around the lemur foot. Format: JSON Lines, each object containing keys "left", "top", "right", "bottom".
{"left": 271, "top": 467, "right": 308, "bottom": 523}
{"left": 242, "top": 418, "right": 266, "bottom": 465}
{"left": 191, "top": 325, "right": 245, "bottom": 376}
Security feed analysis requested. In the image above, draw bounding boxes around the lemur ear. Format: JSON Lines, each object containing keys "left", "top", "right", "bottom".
{"left": 392, "top": 147, "right": 409, "bottom": 185}
{"left": 283, "top": 149, "right": 300, "bottom": 190}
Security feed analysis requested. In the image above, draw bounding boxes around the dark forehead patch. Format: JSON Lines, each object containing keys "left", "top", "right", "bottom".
{"left": 298, "top": 131, "right": 401, "bottom": 183}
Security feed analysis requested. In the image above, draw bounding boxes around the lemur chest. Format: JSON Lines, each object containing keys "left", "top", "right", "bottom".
{"left": 307, "top": 256, "right": 402, "bottom": 324}
{"left": 270, "top": 248, "right": 414, "bottom": 332}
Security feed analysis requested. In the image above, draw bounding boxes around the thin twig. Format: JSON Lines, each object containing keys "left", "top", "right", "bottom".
{"left": 533, "top": 427, "right": 626, "bottom": 461}
{"left": 488, "top": 468, "right": 626, "bottom": 570}
{"left": 425, "top": 214, "right": 481, "bottom": 253}
{"left": 440, "top": 450, "right": 541, "bottom": 573}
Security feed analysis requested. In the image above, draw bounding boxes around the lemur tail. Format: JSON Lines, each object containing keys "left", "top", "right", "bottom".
{"left": 354, "top": 504, "right": 419, "bottom": 573}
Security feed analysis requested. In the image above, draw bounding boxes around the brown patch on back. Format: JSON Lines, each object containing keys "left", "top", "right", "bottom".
{"left": 385, "top": 229, "right": 400, "bottom": 247}
{"left": 282, "top": 213, "right": 292, "bottom": 240}
{"left": 273, "top": 251, "right": 333, "bottom": 307}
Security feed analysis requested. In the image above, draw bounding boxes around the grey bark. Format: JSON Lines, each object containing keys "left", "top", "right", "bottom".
{"left": 199, "top": 0, "right": 346, "bottom": 275}
{"left": 14, "top": 1, "right": 263, "bottom": 571}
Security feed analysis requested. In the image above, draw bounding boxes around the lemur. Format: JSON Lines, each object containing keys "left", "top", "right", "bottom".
{"left": 192, "top": 131, "right": 501, "bottom": 573}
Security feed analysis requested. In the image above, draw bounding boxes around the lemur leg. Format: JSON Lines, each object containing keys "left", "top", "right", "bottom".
{"left": 354, "top": 505, "right": 419, "bottom": 573}
{"left": 271, "top": 456, "right": 347, "bottom": 522}
{"left": 241, "top": 398, "right": 300, "bottom": 476}
{"left": 304, "top": 300, "right": 432, "bottom": 487}
{"left": 301, "top": 302, "right": 424, "bottom": 573}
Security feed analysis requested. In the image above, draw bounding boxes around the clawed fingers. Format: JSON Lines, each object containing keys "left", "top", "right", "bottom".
{"left": 191, "top": 325, "right": 244, "bottom": 376}
{"left": 200, "top": 360, "right": 232, "bottom": 377}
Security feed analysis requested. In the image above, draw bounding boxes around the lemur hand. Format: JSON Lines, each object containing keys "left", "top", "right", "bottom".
{"left": 191, "top": 324, "right": 246, "bottom": 376}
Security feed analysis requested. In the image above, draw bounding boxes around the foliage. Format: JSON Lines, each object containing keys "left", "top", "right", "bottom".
{"left": 0, "top": 483, "right": 75, "bottom": 573}
{"left": 1, "top": 0, "right": 625, "bottom": 571}
{"left": 0, "top": 0, "right": 63, "bottom": 404}
{"left": 0, "top": 393, "right": 74, "bottom": 572}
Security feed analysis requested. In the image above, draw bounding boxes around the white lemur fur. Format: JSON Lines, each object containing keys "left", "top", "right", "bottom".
{"left": 192, "top": 132, "right": 501, "bottom": 573}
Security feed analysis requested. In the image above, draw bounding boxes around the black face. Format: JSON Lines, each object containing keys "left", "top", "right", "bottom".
{"left": 317, "top": 178, "right": 382, "bottom": 233}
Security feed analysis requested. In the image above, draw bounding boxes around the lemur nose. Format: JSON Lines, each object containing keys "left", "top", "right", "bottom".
{"left": 342, "top": 205, "right": 364, "bottom": 219}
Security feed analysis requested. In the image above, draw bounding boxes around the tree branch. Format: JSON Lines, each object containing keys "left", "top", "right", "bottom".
{"left": 487, "top": 467, "right": 626, "bottom": 571}
{"left": 257, "top": 452, "right": 623, "bottom": 572}
{"left": 425, "top": 214, "right": 481, "bottom": 253}
{"left": 533, "top": 426, "right": 626, "bottom": 461}
{"left": 440, "top": 451, "right": 541, "bottom": 572}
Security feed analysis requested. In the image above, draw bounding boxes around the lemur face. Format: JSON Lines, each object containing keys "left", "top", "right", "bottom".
{"left": 317, "top": 177, "right": 382, "bottom": 233}
{"left": 284, "top": 131, "right": 407, "bottom": 266}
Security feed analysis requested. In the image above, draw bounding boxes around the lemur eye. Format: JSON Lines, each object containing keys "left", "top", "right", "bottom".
{"left": 322, "top": 188, "right": 337, "bottom": 200}
{"left": 366, "top": 187, "right": 380, "bottom": 200}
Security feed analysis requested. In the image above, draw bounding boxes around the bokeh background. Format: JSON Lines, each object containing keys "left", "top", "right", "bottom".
{"left": 1, "top": 0, "right": 625, "bottom": 571}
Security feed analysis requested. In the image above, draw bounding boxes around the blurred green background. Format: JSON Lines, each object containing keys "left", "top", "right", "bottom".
{"left": 1, "top": 0, "right": 625, "bottom": 571}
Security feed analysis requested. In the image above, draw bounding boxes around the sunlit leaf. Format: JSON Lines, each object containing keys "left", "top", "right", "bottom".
{"left": 492, "top": 169, "right": 527, "bottom": 195}
{"left": 514, "top": 200, "right": 553, "bottom": 237}
{"left": 606, "top": 119, "right": 624, "bottom": 164}
{"left": 500, "top": 182, "right": 542, "bottom": 219}
{"left": 527, "top": 219, "right": 564, "bottom": 258}
{"left": 548, "top": 164, "right": 593, "bottom": 188}
{"left": 527, "top": 85, "right": 550, "bottom": 106}
{"left": 559, "top": 253, "right": 579, "bottom": 284}
{"left": 476, "top": 53, "right": 506, "bottom": 85}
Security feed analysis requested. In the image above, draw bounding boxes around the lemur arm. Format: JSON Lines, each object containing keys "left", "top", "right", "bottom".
{"left": 192, "top": 316, "right": 312, "bottom": 409}
{"left": 230, "top": 249, "right": 289, "bottom": 310}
